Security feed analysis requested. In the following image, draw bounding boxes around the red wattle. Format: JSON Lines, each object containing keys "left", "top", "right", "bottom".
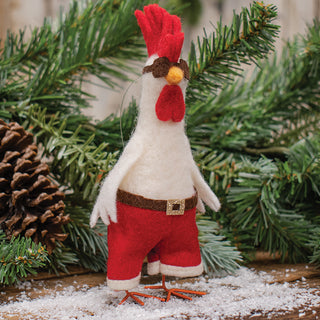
{"left": 155, "top": 85, "right": 185, "bottom": 122}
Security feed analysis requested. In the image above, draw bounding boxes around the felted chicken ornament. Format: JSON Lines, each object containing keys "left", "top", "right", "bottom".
{"left": 90, "top": 4, "right": 220, "bottom": 305}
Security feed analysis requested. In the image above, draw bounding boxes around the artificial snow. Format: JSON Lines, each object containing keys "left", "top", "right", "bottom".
{"left": 1, "top": 267, "right": 320, "bottom": 319}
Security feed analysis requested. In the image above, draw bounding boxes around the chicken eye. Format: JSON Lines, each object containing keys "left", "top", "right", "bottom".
{"left": 142, "top": 57, "right": 170, "bottom": 78}
{"left": 179, "top": 59, "right": 190, "bottom": 80}
{"left": 142, "top": 57, "right": 189, "bottom": 80}
{"left": 151, "top": 57, "right": 171, "bottom": 78}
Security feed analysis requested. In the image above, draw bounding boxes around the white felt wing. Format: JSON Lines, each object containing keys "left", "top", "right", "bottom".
{"left": 90, "top": 139, "right": 143, "bottom": 227}
{"left": 196, "top": 197, "right": 206, "bottom": 213}
{"left": 192, "top": 163, "right": 221, "bottom": 212}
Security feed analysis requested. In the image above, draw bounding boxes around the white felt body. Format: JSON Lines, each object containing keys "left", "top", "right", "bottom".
{"left": 90, "top": 55, "right": 220, "bottom": 228}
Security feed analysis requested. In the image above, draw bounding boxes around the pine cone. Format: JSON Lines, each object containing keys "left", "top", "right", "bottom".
{"left": 0, "top": 120, "right": 70, "bottom": 254}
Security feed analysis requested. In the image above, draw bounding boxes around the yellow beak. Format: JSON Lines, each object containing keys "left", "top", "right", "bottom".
{"left": 165, "top": 66, "right": 184, "bottom": 85}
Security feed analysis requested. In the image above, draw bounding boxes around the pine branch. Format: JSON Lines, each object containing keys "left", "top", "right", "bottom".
{"left": 310, "top": 228, "right": 320, "bottom": 267}
{"left": 226, "top": 145, "right": 320, "bottom": 262}
{"left": 194, "top": 137, "right": 320, "bottom": 263}
{"left": 5, "top": 0, "right": 320, "bottom": 276}
{"left": 192, "top": 148, "right": 236, "bottom": 198}
{"left": 0, "top": 0, "right": 150, "bottom": 118}
{"left": 197, "top": 217, "right": 242, "bottom": 274}
{"left": 46, "top": 242, "right": 79, "bottom": 275}
{"left": 187, "top": 1, "right": 279, "bottom": 103}
{"left": 93, "top": 99, "right": 138, "bottom": 151}
{"left": 187, "top": 19, "right": 320, "bottom": 154}
{"left": 25, "top": 105, "right": 117, "bottom": 201}
{"left": 243, "top": 146, "right": 290, "bottom": 158}
{"left": 0, "top": 231, "right": 48, "bottom": 286}
{"left": 63, "top": 200, "right": 108, "bottom": 272}
{"left": 284, "top": 138, "right": 320, "bottom": 205}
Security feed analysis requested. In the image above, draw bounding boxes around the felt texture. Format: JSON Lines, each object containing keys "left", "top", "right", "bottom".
{"left": 160, "top": 263, "right": 203, "bottom": 277}
{"left": 116, "top": 189, "right": 198, "bottom": 212}
{"left": 91, "top": 53, "right": 220, "bottom": 226}
{"left": 117, "top": 54, "right": 219, "bottom": 205}
{"left": 158, "top": 33, "right": 184, "bottom": 63}
{"left": 90, "top": 135, "right": 144, "bottom": 227}
{"left": 191, "top": 164, "right": 221, "bottom": 212}
{"left": 165, "top": 66, "right": 184, "bottom": 85}
{"left": 147, "top": 245, "right": 204, "bottom": 277}
{"left": 107, "top": 274, "right": 141, "bottom": 291}
{"left": 135, "top": 4, "right": 184, "bottom": 62}
{"left": 156, "top": 85, "right": 185, "bottom": 122}
{"left": 143, "top": 57, "right": 171, "bottom": 78}
{"left": 106, "top": 201, "right": 202, "bottom": 289}
{"left": 143, "top": 57, "right": 190, "bottom": 80}
{"left": 147, "top": 260, "right": 160, "bottom": 276}
{"left": 90, "top": 4, "right": 221, "bottom": 292}
{"left": 178, "top": 59, "right": 190, "bottom": 80}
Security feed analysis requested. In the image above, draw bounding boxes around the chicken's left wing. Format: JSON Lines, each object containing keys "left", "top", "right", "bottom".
{"left": 191, "top": 163, "right": 221, "bottom": 213}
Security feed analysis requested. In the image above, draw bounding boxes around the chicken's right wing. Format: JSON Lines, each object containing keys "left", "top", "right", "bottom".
{"left": 90, "top": 138, "right": 144, "bottom": 227}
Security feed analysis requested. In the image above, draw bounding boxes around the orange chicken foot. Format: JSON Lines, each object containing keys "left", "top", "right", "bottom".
{"left": 119, "top": 290, "right": 165, "bottom": 306}
{"left": 145, "top": 275, "right": 207, "bottom": 302}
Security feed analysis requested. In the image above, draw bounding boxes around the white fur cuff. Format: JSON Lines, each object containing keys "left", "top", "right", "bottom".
{"left": 147, "top": 260, "right": 160, "bottom": 275}
{"left": 160, "top": 263, "right": 203, "bottom": 278}
{"left": 107, "top": 273, "right": 141, "bottom": 291}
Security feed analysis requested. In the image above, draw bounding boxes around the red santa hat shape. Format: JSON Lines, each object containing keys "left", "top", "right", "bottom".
{"left": 135, "top": 4, "right": 184, "bottom": 63}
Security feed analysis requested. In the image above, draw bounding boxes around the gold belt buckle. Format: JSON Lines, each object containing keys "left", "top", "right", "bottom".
{"left": 166, "top": 199, "right": 185, "bottom": 215}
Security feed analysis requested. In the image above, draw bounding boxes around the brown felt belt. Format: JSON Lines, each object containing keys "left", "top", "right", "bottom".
{"left": 116, "top": 189, "right": 198, "bottom": 216}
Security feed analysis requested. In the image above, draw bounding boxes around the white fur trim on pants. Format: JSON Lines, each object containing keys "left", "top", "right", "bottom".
{"left": 160, "top": 262, "right": 203, "bottom": 277}
{"left": 107, "top": 263, "right": 203, "bottom": 291}
{"left": 107, "top": 273, "right": 141, "bottom": 291}
{"left": 148, "top": 260, "right": 160, "bottom": 275}
{"left": 147, "top": 261, "right": 203, "bottom": 278}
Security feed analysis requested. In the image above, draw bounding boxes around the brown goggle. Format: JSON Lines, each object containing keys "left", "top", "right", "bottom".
{"left": 142, "top": 56, "right": 190, "bottom": 80}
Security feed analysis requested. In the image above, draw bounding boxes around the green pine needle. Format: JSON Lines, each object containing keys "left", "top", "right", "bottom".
{"left": 187, "top": 1, "right": 279, "bottom": 103}
{"left": 227, "top": 140, "right": 320, "bottom": 262}
{"left": 197, "top": 217, "right": 242, "bottom": 274}
{"left": 25, "top": 105, "right": 117, "bottom": 201}
{"left": 0, "top": 0, "right": 151, "bottom": 118}
{"left": 187, "top": 18, "right": 320, "bottom": 156}
{"left": 0, "top": 231, "right": 49, "bottom": 286}
{"left": 3, "top": 1, "right": 320, "bottom": 277}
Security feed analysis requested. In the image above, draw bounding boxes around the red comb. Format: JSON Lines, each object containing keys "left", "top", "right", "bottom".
{"left": 135, "top": 4, "right": 184, "bottom": 62}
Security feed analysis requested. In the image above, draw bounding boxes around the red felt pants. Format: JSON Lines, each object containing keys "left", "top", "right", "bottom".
{"left": 107, "top": 201, "right": 202, "bottom": 284}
